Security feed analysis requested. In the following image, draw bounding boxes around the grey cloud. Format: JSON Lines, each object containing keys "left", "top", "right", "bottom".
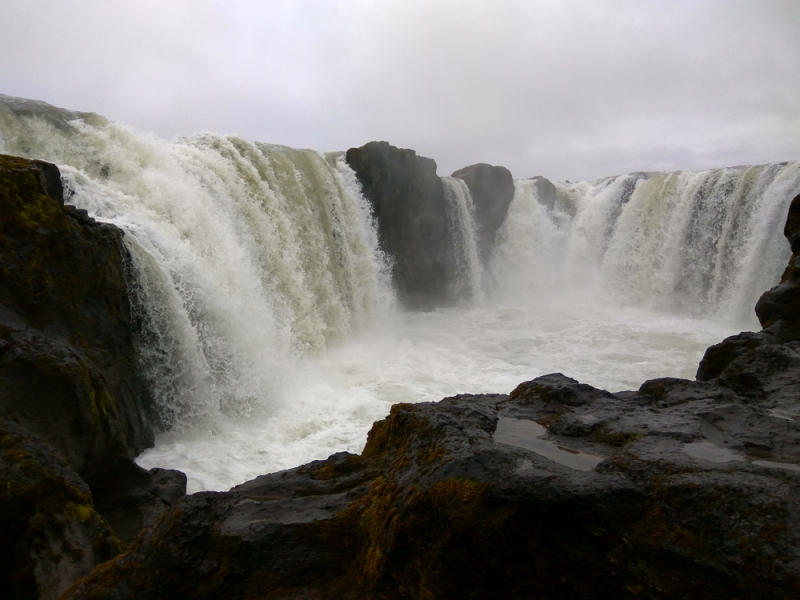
{"left": 0, "top": 0, "right": 798, "bottom": 181}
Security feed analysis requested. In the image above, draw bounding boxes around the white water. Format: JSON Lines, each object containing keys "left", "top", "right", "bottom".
{"left": 137, "top": 304, "right": 733, "bottom": 492}
{"left": 494, "top": 165, "right": 800, "bottom": 327}
{"left": 2, "top": 95, "right": 799, "bottom": 492}
{"left": 442, "top": 176, "right": 483, "bottom": 300}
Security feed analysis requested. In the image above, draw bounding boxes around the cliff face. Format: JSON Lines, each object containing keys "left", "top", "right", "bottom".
{"left": 64, "top": 194, "right": 800, "bottom": 599}
{"left": 0, "top": 155, "right": 184, "bottom": 600}
{"left": 346, "top": 142, "right": 458, "bottom": 309}
{"left": 0, "top": 155, "right": 153, "bottom": 475}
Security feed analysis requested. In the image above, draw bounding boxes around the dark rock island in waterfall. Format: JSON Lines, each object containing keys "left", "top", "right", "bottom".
{"left": 62, "top": 194, "right": 800, "bottom": 598}
{"left": 0, "top": 156, "right": 185, "bottom": 600}
{"left": 346, "top": 142, "right": 457, "bottom": 309}
{"left": 451, "top": 162, "right": 515, "bottom": 264}
{"left": 345, "top": 144, "right": 516, "bottom": 308}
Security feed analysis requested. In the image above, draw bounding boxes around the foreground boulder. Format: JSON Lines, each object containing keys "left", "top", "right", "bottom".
{"left": 0, "top": 155, "right": 185, "bottom": 599}
{"left": 451, "top": 163, "right": 515, "bottom": 264}
{"left": 64, "top": 194, "right": 800, "bottom": 598}
{"left": 346, "top": 142, "right": 457, "bottom": 309}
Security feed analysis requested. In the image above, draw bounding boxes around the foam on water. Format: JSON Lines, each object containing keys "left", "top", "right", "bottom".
{"left": 137, "top": 300, "right": 733, "bottom": 492}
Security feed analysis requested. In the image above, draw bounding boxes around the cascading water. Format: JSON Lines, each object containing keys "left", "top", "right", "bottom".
{"left": 493, "top": 163, "right": 800, "bottom": 328}
{"left": 442, "top": 176, "right": 483, "bottom": 300}
{"left": 2, "top": 93, "right": 799, "bottom": 492}
{"left": 0, "top": 95, "right": 394, "bottom": 432}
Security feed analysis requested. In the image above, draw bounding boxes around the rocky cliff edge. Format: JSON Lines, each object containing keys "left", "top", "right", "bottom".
{"left": 0, "top": 155, "right": 186, "bottom": 600}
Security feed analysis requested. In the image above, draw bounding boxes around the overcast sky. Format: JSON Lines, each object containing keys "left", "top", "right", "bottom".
{"left": 2, "top": 0, "right": 798, "bottom": 181}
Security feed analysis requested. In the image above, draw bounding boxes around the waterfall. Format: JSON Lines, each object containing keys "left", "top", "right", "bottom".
{"left": 4, "top": 93, "right": 799, "bottom": 489}
{"left": 3, "top": 92, "right": 800, "bottom": 434}
{"left": 442, "top": 176, "right": 483, "bottom": 300}
{"left": 0, "top": 95, "right": 394, "bottom": 430}
{"left": 493, "top": 162, "right": 800, "bottom": 327}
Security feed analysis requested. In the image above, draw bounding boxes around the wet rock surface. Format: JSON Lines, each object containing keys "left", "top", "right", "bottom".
{"left": 64, "top": 193, "right": 800, "bottom": 599}
{"left": 346, "top": 142, "right": 458, "bottom": 309}
{"left": 0, "top": 154, "right": 153, "bottom": 469}
{"left": 64, "top": 377, "right": 800, "bottom": 599}
{"left": 0, "top": 155, "right": 184, "bottom": 599}
{"left": 0, "top": 419, "right": 121, "bottom": 600}
{"left": 89, "top": 460, "right": 187, "bottom": 547}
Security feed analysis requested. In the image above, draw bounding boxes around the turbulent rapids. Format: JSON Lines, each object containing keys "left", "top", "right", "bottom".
{"left": 2, "top": 94, "right": 799, "bottom": 491}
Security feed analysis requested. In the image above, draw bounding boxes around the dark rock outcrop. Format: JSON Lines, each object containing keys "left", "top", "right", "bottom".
{"left": 530, "top": 175, "right": 557, "bottom": 212}
{"left": 0, "top": 155, "right": 185, "bottom": 598}
{"left": 451, "top": 163, "right": 515, "bottom": 263}
{"left": 63, "top": 190, "right": 800, "bottom": 599}
{"left": 89, "top": 459, "right": 187, "bottom": 547}
{"left": 346, "top": 142, "right": 457, "bottom": 309}
{"left": 1, "top": 420, "right": 121, "bottom": 600}
{"left": 0, "top": 154, "right": 153, "bottom": 471}
{"left": 755, "top": 192, "right": 800, "bottom": 340}
{"left": 64, "top": 380, "right": 800, "bottom": 599}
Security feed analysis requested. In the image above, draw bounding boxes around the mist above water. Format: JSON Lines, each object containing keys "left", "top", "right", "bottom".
{"left": 2, "top": 94, "right": 798, "bottom": 492}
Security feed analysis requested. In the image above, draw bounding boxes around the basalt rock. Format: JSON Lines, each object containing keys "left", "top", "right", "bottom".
{"left": 346, "top": 142, "right": 457, "bottom": 309}
{"left": 0, "top": 419, "right": 121, "bottom": 600}
{"left": 64, "top": 380, "right": 800, "bottom": 599}
{"left": 530, "top": 175, "right": 557, "bottom": 212}
{"left": 0, "top": 155, "right": 184, "bottom": 598}
{"left": 451, "top": 163, "right": 515, "bottom": 263}
{"left": 755, "top": 192, "right": 800, "bottom": 340}
{"left": 62, "top": 192, "right": 800, "bottom": 598}
{"left": 0, "top": 154, "right": 154, "bottom": 468}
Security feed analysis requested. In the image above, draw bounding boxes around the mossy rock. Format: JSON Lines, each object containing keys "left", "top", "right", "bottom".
{"left": 0, "top": 153, "right": 154, "bottom": 473}
{"left": 0, "top": 155, "right": 175, "bottom": 597}
{"left": 0, "top": 420, "right": 120, "bottom": 600}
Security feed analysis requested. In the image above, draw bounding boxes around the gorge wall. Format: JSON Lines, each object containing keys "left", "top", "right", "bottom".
{"left": 0, "top": 155, "right": 152, "bottom": 471}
